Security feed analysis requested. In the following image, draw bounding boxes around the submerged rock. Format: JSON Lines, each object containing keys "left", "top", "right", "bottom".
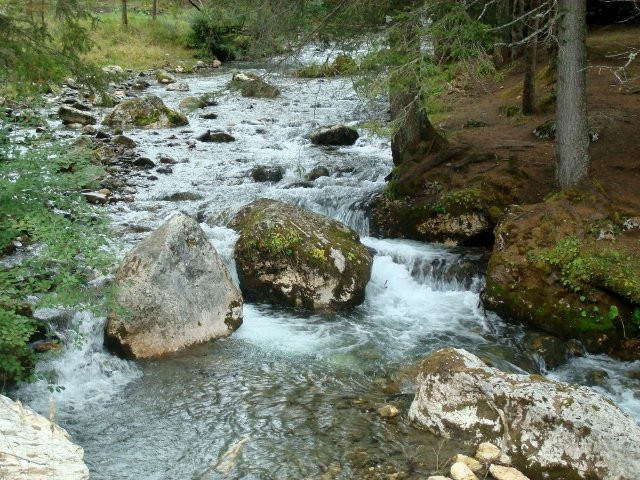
{"left": 105, "top": 213, "right": 243, "bottom": 359}
{"left": 377, "top": 405, "right": 399, "bottom": 418}
{"left": 408, "top": 348, "right": 640, "bottom": 480}
{"left": 306, "top": 165, "right": 330, "bottom": 181}
{"left": 167, "top": 82, "right": 190, "bottom": 92}
{"left": 310, "top": 125, "right": 359, "bottom": 146}
{"left": 111, "top": 134, "right": 137, "bottom": 149}
{"left": 102, "top": 95, "right": 188, "bottom": 129}
{"left": 0, "top": 394, "right": 90, "bottom": 479}
{"left": 229, "top": 199, "right": 373, "bottom": 311}
{"left": 179, "top": 96, "right": 207, "bottom": 111}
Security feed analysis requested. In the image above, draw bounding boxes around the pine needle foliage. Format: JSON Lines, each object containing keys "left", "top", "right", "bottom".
{"left": 0, "top": 0, "right": 104, "bottom": 97}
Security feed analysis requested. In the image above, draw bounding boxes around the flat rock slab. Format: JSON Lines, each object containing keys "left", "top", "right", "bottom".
{"left": 0, "top": 395, "right": 89, "bottom": 479}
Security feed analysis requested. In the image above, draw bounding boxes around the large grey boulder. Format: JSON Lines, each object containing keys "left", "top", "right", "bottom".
{"left": 105, "top": 213, "right": 242, "bottom": 359}
{"left": 408, "top": 348, "right": 640, "bottom": 480}
{"left": 102, "top": 95, "right": 188, "bottom": 129}
{"left": 229, "top": 199, "right": 372, "bottom": 311}
{"left": 0, "top": 394, "right": 89, "bottom": 479}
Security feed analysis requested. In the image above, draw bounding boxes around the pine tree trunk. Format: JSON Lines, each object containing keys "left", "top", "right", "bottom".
{"left": 152, "top": 0, "right": 157, "bottom": 20}
{"left": 511, "top": 0, "right": 525, "bottom": 59}
{"left": 555, "top": 0, "right": 589, "bottom": 190}
{"left": 522, "top": 0, "right": 539, "bottom": 114}
{"left": 121, "top": 0, "right": 128, "bottom": 26}
{"left": 388, "top": 15, "right": 447, "bottom": 166}
{"left": 390, "top": 89, "right": 448, "bottom": 166}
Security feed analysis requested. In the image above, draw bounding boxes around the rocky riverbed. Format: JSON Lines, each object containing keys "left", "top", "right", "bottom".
{"left": 5, "top": 52, "right": 640, "bottom": 479}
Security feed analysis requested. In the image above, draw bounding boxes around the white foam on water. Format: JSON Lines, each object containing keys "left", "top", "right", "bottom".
{"left": 17, "top": 311, "right": 141, "bottom": 416}
{"left": 233, "top": 238, "right": 486, "bottom": 366}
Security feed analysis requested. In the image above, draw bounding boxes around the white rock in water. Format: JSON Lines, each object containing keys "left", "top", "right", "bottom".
{"left": 475, "top": 442, "right": 511, "bottom": 465}
{"left": 450, "top": 462, "right": 478, "bottom": 480}
{"left": 453, "top": 454, "right": 483, "bottom": 472}
{"left": 409, "top": 348, "right": 640, "bottom": 480}
{"left": 0, "top": 395, "right": 89, "bottom": 479}
{"left": 377, "top": 404, "right": 399, "bottom": 418}
{"left": 427, "top": 476, "right": 453, "bottom": 480}
{"left": 489, "top": 465, "right": 530, "bottom": 480}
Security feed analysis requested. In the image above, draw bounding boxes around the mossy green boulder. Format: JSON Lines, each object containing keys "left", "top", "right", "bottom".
{"left": 229, "top": 72, "right": 280, "bottom": 98}
{"left": 178, "top": 96, "right": 207, "bottom": 111}
{"left": 102, "top": 95, "right": 188, "bottom": 129}
{"left": 483, "top": 193, "right": 640, "bottom": 358}
{"left": 155, "top": 70, "right": 176, "bottom": 84}
{"left": 229, "top": 199, "right": 373, "bottom": 311}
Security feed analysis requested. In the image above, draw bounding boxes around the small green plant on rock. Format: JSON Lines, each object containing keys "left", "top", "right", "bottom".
{"left": 311, "top": 247, "right": 327, "bottom": 261}
{"left": 262, "top": 230, "right": 301, "bottom": 256}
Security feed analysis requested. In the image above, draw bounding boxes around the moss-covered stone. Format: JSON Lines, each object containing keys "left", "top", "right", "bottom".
{"left": 229, "top": 72, "right": 280, "bottom": 98}
{"left": 483, "top": 193, "right": 640, "bottom": 358}
{"left": 102, "top": 95, "right": 188, "bottom": 129}
{"left": 369, "top": 151, "right": 528, "bottom": 246}
{"left": 229, "top": 199, "right": 372, "bottom": 311}
{"left": 178, "top": 96, "right": 207, "bottom": 111}
{"left": 155, "top": 70, "right": 176, "bottom": 84}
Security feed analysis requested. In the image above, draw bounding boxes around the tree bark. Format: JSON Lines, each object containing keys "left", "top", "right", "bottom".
{"left": 555, "top": 0, "right": 589, "bottom": 190}
{"left": 388, "top": 15, "right": 447, "bottom": 166}
{"left": 511, "top": 0, "right": 525, "bottom": 59}
{"left": 152, "top": 0, "right": 157, "bottom": 20}
{"left": 522, "top": 0, "right": 539, "bottom": 114}
{"left": 121, "top": 0, "right": 128, "bottom": 26}
{"left": 390, "top": 89, "right": 448, "bottom": 166}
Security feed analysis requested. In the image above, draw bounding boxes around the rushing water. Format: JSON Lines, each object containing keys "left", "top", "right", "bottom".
{"left": 15, "top": 59, "right": 640, "bottom": 479}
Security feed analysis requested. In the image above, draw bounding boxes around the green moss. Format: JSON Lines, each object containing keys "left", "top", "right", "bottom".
{"left": 295, "top": 64, "right": 335, "bottom": 78}
{"left": 310, "top": 247, "right": 327, "bottom": 261}
{"left": 133, "top": 110, "right": 160, "bottom": 127}
{"left": 535, "top": 236, "right": 640, "bottom": 303}
{"left": 260, "top": 229, "right": 302, "bottom": 256}
{"left": 164, "top": 108, "right": 188, "bottom": 126}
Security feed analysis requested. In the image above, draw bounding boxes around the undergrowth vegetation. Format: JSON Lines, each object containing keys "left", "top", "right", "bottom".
{"left": 85, "top": 10, "right": 194, "bottom": 69}
{"left": 0, "top": 118, "right": 113, "bottom": 385}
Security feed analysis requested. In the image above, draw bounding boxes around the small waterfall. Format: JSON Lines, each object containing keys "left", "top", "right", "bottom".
{"left": 17, "top": 311, "right": 141, "bottom": 416}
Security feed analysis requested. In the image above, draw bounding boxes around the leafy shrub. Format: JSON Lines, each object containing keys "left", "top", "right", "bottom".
{"left": 0, "top": 116, "right": 112, "bottom": 384}
{"left": 187, "top": 9, "right": 247, "bottom": 61}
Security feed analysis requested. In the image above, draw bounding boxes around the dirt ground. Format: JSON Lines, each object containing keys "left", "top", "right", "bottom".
{"left": 436, "top": 24, "right": 640, "bottom": 214}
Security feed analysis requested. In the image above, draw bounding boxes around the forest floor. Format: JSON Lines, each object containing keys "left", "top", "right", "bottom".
{"left": 433, "top": 24, "right": 640, "bottom": 213}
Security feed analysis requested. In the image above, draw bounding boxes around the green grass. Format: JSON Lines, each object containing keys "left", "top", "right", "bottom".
{"left": 84, "top": 10, "right": 197, "bottom": 70}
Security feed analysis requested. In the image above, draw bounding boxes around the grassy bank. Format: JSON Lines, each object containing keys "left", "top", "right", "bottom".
{"left": 84, "top": 9, "right": 196, "bottom": 70}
